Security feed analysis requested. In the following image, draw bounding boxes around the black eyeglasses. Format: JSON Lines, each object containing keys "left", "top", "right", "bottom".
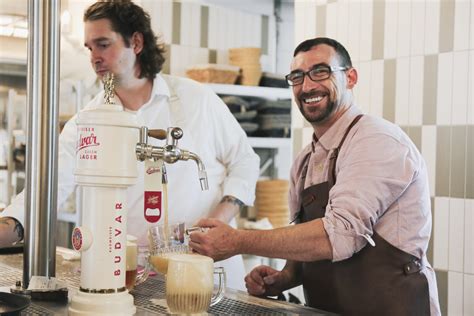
{"left": 285, "top": 65, "right": 348, "bottom": 86}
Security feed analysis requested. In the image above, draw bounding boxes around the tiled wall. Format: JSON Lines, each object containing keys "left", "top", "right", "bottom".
{"left": 293, "top": 0, "right": 473, "bottom": 315}
{"left": 139, "top": 0, "right": 275, "bottom": 77}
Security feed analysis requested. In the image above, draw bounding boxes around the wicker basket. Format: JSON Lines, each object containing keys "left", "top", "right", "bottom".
{"left": 186, "top": 64, "right": 240, "bottom": 84}
{"left": 255, "top": 179, "right": 290, "bottom": 228}
{"left": 229, "top": 47, "right": 261, "bottom": 65}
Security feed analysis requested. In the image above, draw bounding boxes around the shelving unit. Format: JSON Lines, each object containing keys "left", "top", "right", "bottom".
{"left": 208, "top": 84, "right": 292, "bottom": 180}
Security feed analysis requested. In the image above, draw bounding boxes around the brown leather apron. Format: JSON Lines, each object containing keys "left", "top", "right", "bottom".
{"left": 294, "top": 115, "right": 431, "bottom": 315}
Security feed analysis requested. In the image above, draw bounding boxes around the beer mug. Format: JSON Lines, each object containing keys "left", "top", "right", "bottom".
{"left": 166, "top": 253, "right": 225, "bottom": 314}
{"left": 147, "top": 222, "right": 190, "bottom": 274}
{"left": 126, "top": 235, "right": 151, "bottom": 290}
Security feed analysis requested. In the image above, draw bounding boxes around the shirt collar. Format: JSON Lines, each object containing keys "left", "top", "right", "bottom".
{"left": 312, "top": 105, "right": 362, "bottom": 151}
{"left": 114, "top": 74, "right": 171, "bottom": 113}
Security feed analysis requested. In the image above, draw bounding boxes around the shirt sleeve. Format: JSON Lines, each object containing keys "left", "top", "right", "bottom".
{"left": 1, "top": 116, "right": 78, "bottom": 227}
{"left": 322, "top": 131, "right": 420, "bottom": 262}
{"left": 204, "top": 88, "right": 260, "bottom": 206}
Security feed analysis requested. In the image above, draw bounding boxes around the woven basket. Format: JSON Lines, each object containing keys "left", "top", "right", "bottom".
{"left": 255, "top": 179, "right": 290, "bottom": 228}
{"left": 229, "top": 47, "right": 261, "bottom": 65}
{"left": 186, "top": 64, "right": 239, "bottom": 84}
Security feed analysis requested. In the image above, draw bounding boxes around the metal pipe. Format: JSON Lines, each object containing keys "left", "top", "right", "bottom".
{"left": 23, "top": 0, "right": 60, "bottom": 289}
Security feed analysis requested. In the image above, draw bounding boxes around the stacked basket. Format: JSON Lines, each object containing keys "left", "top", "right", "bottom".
{"left": 228, "top": 47, "right": 262, "bottom": 86}
{"left": 255, "top": 179, "right": 290, "bottom": 228}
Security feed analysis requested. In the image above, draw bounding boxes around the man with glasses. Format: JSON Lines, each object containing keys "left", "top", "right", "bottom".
{"left": 190, "top": 37, "right": 440, "bottom": 315}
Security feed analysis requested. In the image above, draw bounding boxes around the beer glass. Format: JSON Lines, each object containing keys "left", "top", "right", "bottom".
{"left": 147, "top": 222, "right": 190, "bottom": 274}
{"left": 166, "top": 253, "right": 225, "bottom": 314}
{"left": 125, "top": 235, "right": 151, "bottom": 290}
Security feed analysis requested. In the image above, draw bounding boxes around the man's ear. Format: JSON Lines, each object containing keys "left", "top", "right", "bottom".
{"left": 346, "top": 68, "right": 358, "bottom": 89}
{"left": 131, "top": 32, "right": 144, "bottom": 55}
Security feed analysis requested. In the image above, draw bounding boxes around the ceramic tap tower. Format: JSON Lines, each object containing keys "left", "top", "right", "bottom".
{"left": 69, "top": 73, "right": 139, "bottom": 315}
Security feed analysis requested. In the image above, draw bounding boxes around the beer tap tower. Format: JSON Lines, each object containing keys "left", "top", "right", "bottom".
{"left": 69, "top": 73, "right": 208, "bottom": 315}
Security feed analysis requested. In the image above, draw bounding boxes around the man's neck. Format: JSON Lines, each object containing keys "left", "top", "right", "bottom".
{"left": 114, "top": 77, "right": 153, "bottom": 111}
{"left": 312, "top": 103, "right": 352, "bottom": 139}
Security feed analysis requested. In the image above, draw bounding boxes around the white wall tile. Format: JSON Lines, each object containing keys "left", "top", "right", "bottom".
{"left": 294, "top": 1, "right": 307, "bottom": 45}
{"left": 395, "top": 57, "right": 410, "bottom": 125}
{"left": 433, "top": 197, "right": 450, "bottom": 270}
{"left": 336, "top": 0, "right": 349, "bottom": 48}
{"left": 180, "top": 2, "right": 192, "bottom": 46}
{"left": 384, "top": 0, "right": 398, "bottom": 60}
{"left": 395, "top": 58, "right": 410, "bottom": 125}
{"left": 410, "top": 0, "right": 425, "bottom": 56}
{"left": 421, "top": 126, "right": 437, "bottom": 195}
{"left": 468, "top": 50, "right": 474, "bottom": 125}
{"left": 408, "top": 56, "right": 424, "bottom": 125}
{"left": 346, "top": 1, "right": 361, "bottom": 63}
{"left": 436, "top": 52, "right": 453, "bottom": 125}
{"left": 448, "top": 198, "right": 465, "bottom": 272}
{"left": 326, "top": 2, "right": 338, "bottom": 40}
{"left": 370, "top": 60, "right": 384, "bottom": 118}
{"left": 452, "top": 51, "right": 469, "bottom": 125}
{"left": 471, "top": 0, "right": 474, "bottom": 50}
{"left": 424, "top": 0, "right": 440, "bottom": 55}
{"left": 465, "top": 274, "right": 474, "bottom": 316}
{"left": 189, "top": 3, "right": 201, "bottom": 48}
{"left": 396, "top": 0, "right": 411, "bottom": 58}
{"left": 356, "top": 61, "right": 372, "bottom": 115}
{"left": 359, "top": 0, "right": 373, "bottom": 62}
{"left": 145, "top": 0, "right": 172, "bottom": 44}
{"left": 454, "top": 0, "right": 471, "bottom": 51}
{"left": 448, "top": 271, "right": 464, "bottom": 316}
{"left": 465, "top": 199, "right": 474, "bottom": 274}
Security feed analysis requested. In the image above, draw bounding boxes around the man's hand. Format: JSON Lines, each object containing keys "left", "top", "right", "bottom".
{"left": 0, "top": 217, "right": 23, "bottom": 247}
{"left": 244, "top": 265, "right": 290, "bottom": 297}
{"left": 188, "top": 218, "right": 239, "bottom": 262}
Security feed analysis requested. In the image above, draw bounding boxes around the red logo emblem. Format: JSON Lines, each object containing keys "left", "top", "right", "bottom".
{"left": 144, "top": 191, "right": 161, "bottom": 223}
{"left": 72, "top": 227, "right": 83, "bottom": 251}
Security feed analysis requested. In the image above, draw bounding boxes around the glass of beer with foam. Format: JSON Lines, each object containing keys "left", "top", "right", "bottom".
{"left": 147, "top": 222, "right": 190, "bottom": 275}
{"left": 166, "top": 253, "right": 225, "bottom": 314}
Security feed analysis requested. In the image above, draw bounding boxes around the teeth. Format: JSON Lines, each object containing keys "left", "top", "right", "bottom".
{"left": 304, "top": 96, "right": 323, "bottom": 103}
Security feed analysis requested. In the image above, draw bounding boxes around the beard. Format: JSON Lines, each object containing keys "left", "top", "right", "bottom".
{"left": 297, "top": 92, "right": 336, "bottom": 124}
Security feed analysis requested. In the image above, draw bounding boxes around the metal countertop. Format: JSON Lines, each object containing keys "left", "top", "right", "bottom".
{"left": 0, "top": 253, "right": 333, "bottom": 315}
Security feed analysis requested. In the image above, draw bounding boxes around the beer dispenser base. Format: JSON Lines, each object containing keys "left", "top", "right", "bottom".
{"left": 69, "top": 291, "right": 136, "bottom": 316}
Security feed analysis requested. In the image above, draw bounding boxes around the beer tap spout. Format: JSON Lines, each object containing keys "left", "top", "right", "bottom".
{"left": 187, "top": 151, "right": 209, "bottom": 191}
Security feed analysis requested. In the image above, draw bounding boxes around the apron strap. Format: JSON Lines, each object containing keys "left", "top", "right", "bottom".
{"left": 161, "top": 75, "right": 186, "bottom": 127}
{"left": 327, "top": 114, "right": 363, "bottom": 188}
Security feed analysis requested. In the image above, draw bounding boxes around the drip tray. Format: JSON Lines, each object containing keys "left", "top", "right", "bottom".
{"left": 132, "top": 277, "right": 287, "bottom": 315}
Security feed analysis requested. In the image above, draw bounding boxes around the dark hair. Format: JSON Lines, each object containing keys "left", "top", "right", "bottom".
{"left": 84, "top": 0, "right": 166, "bottom": 79}
{"left": 293, "top": 37, "right": 352, "bottom": 68}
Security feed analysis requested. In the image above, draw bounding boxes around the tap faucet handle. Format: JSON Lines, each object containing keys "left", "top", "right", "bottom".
{"left": 170, "top": 127, "right": 183, "bottom": 140}
{"left": 148, "top": 129, "right": 168, "bottom": 140}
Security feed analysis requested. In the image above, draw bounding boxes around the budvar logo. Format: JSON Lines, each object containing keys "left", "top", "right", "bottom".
{"left": 76, "top": 132, "right": 100, "bottom": 152}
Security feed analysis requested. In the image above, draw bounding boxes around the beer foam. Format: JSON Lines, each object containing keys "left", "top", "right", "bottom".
{"left": 166, "top": 254, "right": 214, "bottom": 292}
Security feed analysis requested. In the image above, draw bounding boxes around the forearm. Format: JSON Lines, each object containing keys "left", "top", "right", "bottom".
{"left": 236, "top": 219, "right": 333, "bottom": 262}
{"left": 0, "top": 217, "right": 24, "bottom": 247}
{"left": 207, "top": 195, "right": 244, "bottom": 223}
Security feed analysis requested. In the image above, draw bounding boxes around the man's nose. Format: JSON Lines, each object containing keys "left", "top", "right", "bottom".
{"left": 90, "top": 49, "right": 101, "bottom": 64}
{"left": 301, "top": 74, "right": 317, "bottom": 92}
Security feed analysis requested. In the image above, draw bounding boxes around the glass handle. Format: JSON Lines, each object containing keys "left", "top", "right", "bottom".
{"left": 210, "top": 267, "right": 226, "bottom": 307}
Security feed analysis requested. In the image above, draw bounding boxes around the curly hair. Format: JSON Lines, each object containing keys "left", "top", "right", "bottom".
{"left": 84, "top": 0, "right": 166, "bottom": 79}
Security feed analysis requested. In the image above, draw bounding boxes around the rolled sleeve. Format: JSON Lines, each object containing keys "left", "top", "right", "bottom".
{"left": 322, "top": 133, "right": 419, "bottom": 262}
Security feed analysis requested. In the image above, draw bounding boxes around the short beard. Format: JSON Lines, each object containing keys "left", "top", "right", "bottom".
{"left": 298, "top": 99, "right": 336, "bottom": 124}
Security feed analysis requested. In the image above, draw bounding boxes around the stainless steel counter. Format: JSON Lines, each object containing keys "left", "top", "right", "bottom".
{"left": 0, "top": 253, "right": 333, "bottom": 315}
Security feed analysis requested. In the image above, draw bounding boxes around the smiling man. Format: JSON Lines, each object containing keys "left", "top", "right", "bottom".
{"left": 190, "top": 37, "right": 440, "bottom": 315}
